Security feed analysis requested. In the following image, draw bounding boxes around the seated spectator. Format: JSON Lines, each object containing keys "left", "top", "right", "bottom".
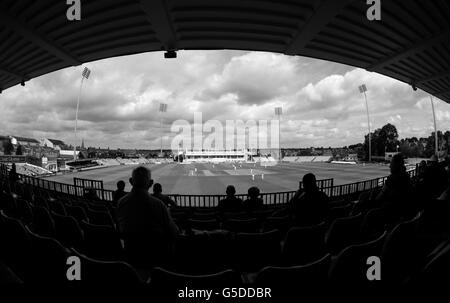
{"left": 376, "top": 154, "right": 416, "bottom": 216}
{"left": 116, "top": 166, "right": 179, "bottom": 267}
{"left": 417, "top": 155, "right": 449, "bottom": 201}
{"left": 83, "top": 187, "right": 100, "bottom": 201}
{"left": 243, "top": 186, "right": 265, "bottom": 212}
{"left": 289, "top": 173, "right": 329, "bottom": 226}
{"left": 152, "top": 183, "right": 177, "bottom": 208}
{"left": 218, "top": 185, "right": 243, "bottom": 212}
{"left": 112, "top": 180, "right": 126, "bottom": 206}
{"left": 420, "top": 155, "right": 450, "bottom": 199}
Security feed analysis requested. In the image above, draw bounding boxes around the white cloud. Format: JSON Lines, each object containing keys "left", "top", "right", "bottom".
{"left": 0, "top": 50, "right": 448, "bottom": 149}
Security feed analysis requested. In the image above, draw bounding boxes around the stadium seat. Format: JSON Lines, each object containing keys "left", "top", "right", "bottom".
{"left": 359, "top": 208, "right": 396, "bottom": 242}
{"left": 47, "top": 200, "right": 66, "bottom": 216}
{"left": 251, "top": 209, "right": 275, "bottom": 220}
{"left": 351, "top": 192, "right": 372, "bottom": 215}
{"left": 66, "top": 205, "right": 89, "bottom": 225}
{"left": 86, "top": 208, "right": 115, "bottom": 228}
{"left": 149, "top": 267, "right": 241, "bottom": 288}
{"left": 223, "top": 218, "right": 260, "bottom": 233}
{"left": 0, "top": 260, "right": 22, "bottom": 283}
{"left": 87, "top": 202, "right": 109, "bottom": 212}
{"left": 31, "top": 205, "right": 55, "bottom": 237}
{"left": 326, "top": 204, "right": 353, "bottom": 223}
{"left": 325, "top": 213, "right": 363, "bottom": 255}
{"left": 282, "top": 222, "right": 326, "bottom": 265}
{"left": 0, "top": 211, "right": 31, "bottom": 281}
{"left": 175, "top": 230, "right": 234, "bottom": 274}
{"left": 233, "top": 229, "right": 281, "bottom": 271}
{"left": 222, "top": 211, "right": 252, "bottom": 220}
{"left": 70, "top": 249, "right": 142, "bottom": 283}
{"left": 408, "top": 239, "right": 450, "bottom": 286}
{"left": 380, "top": 213, "right": 421, "bottom": 283}
{"left": 15, "top": 198, "right": 33, "bottom": 224}
{"left": 262, "top": 215, "right": 291, "bottom": 235}
{"left": 25, "top": 226, "right": 70, "bottom": 282}
{"left": 51, "top": 212, "right": 84, "bottom": 250}
{"left": 80, "top": 220, "right": 123, "bottom": 261}
{"left": 329, "top": 231, "right": 387, "bottom": 284}
{"left": 255, "top": 253, "right": 331, "bottom": 286}
{"left": 0, "top": 192, "right": 18, "bottom": 218}
{"left": 190, "top": 211, "right": 218, "bottom": 220}
{"left": 187, "top": 218, "right": 220, "bottom": 231}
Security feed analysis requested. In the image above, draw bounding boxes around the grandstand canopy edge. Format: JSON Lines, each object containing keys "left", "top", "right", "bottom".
{"left": 0, "top": 0, "right": 449, "bottom": 103}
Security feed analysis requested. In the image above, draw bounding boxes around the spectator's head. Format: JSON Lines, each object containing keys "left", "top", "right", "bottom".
{"left": 129, "top": 166, "right": 153, "bottom": 190}
{"left": 248, "top": 186, "right": 260, "bottom": 199}
{"left": 430, "top": 154, "right": 438, "bottom": 163}
{"left": 303, "top": 173, "right": 317, "bottom": 192}
{"left": 116, "top": 180, "right": 125, "bottom": 191}
{"left": 390, "top": 154, "right": 406, "bottom": 174}
{"left": 153, "top": 183, "right": 162, "bottom": 194}
{"left": 226, "top": 185, "right": 236, "bottom": 196}
{"left": 85, "top": 188, "right": 98, "bottom": 199}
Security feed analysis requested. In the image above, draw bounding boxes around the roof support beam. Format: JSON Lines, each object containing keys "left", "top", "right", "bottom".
{"left": 284, "top": 0, "right": 355, "bottom": 55}
{"left": 0, "top": 64, "right": 28, "bottom": 80}
{"left": 0, "top": 10, "right": 81, "bottom": 66}
{"left": 139, "top": 0, "right": 177, "bottom": 50}
{"left": 417, "top": 70, "right": 450, "bottom": 84}
{"left": 368, "top": 28, "right": 450, "bottom": 71}
{"left": 435, "top": 89, "right": 450, "bottom": 96}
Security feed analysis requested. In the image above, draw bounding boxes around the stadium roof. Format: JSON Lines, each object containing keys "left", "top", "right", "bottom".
{"left": 12, "top": 136, "right": 39, "bottom": 143}
{"left": 47, "top": 139, "right": 66, "bottom": 146}
{"left": 0, "top": 0, "right": 449, "bottom": 103}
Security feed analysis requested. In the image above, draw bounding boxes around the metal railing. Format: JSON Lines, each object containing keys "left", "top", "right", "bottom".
{"left": 0, "top": 162, "right": 418, "bottom": 207}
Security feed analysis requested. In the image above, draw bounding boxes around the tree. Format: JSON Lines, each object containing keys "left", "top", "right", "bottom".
{"left": 16, "top": 144, "right": 23, "bottom": 155}
{"left": 362, "top": 123, "right": 400, "bottom": 160}
{"left": 3, "top": 139, "right": 14, "bottom": 155}
{"left": 380, "top": 123, "right": 399, "bottom": 152}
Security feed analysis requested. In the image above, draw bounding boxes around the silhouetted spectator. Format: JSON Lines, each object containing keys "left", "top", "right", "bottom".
{"left": 8, "top": 163, "right": 18, "bottom": 182}
{"left": 376, "top": 154, "right": 416, "bottom": 216}
{"left": 420, "top": 155, "right": 450, "bottom": 199}
{"left": 83, "top": 187, "right": 100, "bottom": 201}
{"left": 116, "top": 166, "right": 179, "bottom": 267}
{"left": 418, "top": 160, "right": 427, "bottom": 178}
{"left": 152, "top": 183, "right": 177, "bottom": 208}
{"left": 112, "top": 180, "right": 126, "bottom": 206}
{"left": 290, "top": 173, "right": 329, "bottom": 226}
{"left": 243, "top": 186, "right": 265, "bottom": 212}
{"left": 218, "top": 185, "right": 243, "bottom": 212}
{"left": 423, "top": 155, "right": 447, "bottom": 199}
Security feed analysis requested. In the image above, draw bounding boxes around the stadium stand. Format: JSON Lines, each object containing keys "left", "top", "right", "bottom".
{"left": 312, "top": 156, "right": 332, "bottom": 163}
{"left": 1, "top": 157, "right": 450, "bottom": 287}
{"left": 15, "top": 163, "right": 52, "bottom": 177}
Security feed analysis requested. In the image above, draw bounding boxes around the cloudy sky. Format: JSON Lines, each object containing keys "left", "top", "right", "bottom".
{"left": 1, "top": 50, "right": 449, "bottom": 149}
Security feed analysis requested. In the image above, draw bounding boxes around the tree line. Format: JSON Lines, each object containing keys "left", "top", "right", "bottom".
{"left": 353, "top": 123, "right": 450, "bottom": 160}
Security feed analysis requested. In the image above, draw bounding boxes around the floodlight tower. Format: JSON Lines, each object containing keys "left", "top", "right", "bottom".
{"left": 430, "top": 96, "right": 439, "bottom": 159}
{"left": 159, "top": 103, "right": 168, "bottom": 157}
{"left": 74, "top": 67, "right": 91, "bottom": 161}
{"left": 275, "top": 107, "right": 282, "bottom": 164}
{"left": 359, "top": 84, "right": 371, "bottom": 162}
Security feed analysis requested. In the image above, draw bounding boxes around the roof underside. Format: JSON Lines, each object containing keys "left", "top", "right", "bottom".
{"left": 0, "top": 0, "right": 449, "bottom": 103}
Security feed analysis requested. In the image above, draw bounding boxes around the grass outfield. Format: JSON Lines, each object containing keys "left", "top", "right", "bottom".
{"left": 43, "top": 162, "right": 390, "bottom": 195}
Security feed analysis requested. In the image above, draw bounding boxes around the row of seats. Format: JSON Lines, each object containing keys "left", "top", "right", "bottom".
{"left": 2, "top": 178, "right": 450, "bottom": 285}
{"left": 3, "top": 206, "right": 448, "bottom": 285}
